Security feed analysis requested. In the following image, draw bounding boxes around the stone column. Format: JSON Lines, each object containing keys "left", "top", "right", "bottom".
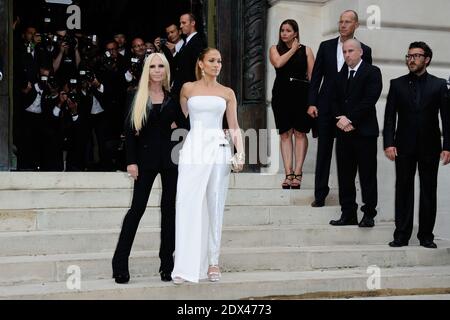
{"left": 0, "top": 0, "right": 10, "bottom": 171}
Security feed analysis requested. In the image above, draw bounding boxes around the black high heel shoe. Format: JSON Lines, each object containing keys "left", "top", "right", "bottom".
{"left": 291, "top": 173, "right": 303, "bottom": 190}
{"left": 113, "top": 273, "right": 130, "bottom": 284}
{"left": 160, "top": 271, "right": 172, "bottom": 282}
{"left": 282, "top": 173, "right": 295, "bottom": 190}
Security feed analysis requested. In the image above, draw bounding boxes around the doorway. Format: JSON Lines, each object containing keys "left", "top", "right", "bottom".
{"left": 13, "top": 0, "right": 206, "bottom": 46}
{"left": 9, "top": 0, "right": 209, "bottom": 171}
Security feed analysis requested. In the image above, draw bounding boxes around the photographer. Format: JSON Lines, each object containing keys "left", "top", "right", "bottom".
{"left": 155, "top": 23, "right": 185, "bottom": 57}
{"left": 124, "top": 38, "right": 147, "bottom": 89}
{"left": 16, "top": 67, "right": 64, "bottom": 171}
{"left": 113, "top": 32, "right": 130, "bottom": 60}
{"left": 95, "top": 40, "right": 128, "bottom": 171}
{"left": 77, "top": 68, "right": 114, "bottom": 172}
{"left": 52, "top": 29, "right": 81, "bottom": 86}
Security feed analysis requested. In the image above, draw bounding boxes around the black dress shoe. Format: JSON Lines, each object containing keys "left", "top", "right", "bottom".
{"left": 389, "top": 240, "right": 408, "bottom": 248}
{"left": 420, "top": 240, "right": 437, "bottom": 249}
{"left": 113, "top": 273, "right": 130, "bottom": 284}
{"left": 329, "top": 218, "right": 358, "bottom": 226}
{"left": 311, "top": 200, "right": 325, "bottom": 208}
{"left": 358, "top": 216, "right": 375, "bottom": 228}
{"left": 160, "top": 271, "right": 172, "bottom": 282}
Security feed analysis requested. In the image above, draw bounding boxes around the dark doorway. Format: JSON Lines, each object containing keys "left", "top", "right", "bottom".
{"left": 9, "top": 0, "right": 207, "bottom": 172}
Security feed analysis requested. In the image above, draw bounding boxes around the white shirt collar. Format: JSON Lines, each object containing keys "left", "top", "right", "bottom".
{"left": 348, "top": 59, "right": 363, "bottom": 76}
{"left": 185, "top": 32, "right": 198, "bottom": 44}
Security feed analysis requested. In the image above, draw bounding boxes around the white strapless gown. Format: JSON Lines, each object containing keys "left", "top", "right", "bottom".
{"left": 172, "top": 96, "right": 232, "bottom": 283}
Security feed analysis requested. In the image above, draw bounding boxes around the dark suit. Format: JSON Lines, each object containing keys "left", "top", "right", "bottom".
{"left": 308, "top": 37, "right": 372, "bottom": 202}
{"left": 383, "top": 72, "right": 449, "bottom": 243}
{"left": 112, "top": 92, "right": 187, "bottom": 276}
{"left": 334, "top": 61, "right": 383, "bottom": 220}
{"left": 169, "top": 33, "right": 206, "bottom": 96}
{"left": 17, "top": 85, "right": 64, "bottom": 171}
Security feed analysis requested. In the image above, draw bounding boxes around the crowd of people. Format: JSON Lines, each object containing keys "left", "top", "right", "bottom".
{"left": 270, "top": 10, "right": 449, "bottom": 252}
{"left": 13, "top": 13, "right": 202, "bottom": 172}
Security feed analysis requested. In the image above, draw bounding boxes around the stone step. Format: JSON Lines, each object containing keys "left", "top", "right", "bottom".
{"left": 0, "top": 188, "right": 339, "bottom": 210}
{"left": 0, "top": 224, "right": 409, "bottom": 256}
{"left": 2, "top": 266, "right": 450, "bottom": 300}
{"left": 0, "top": 172, "right": 334, "bottom": 190}
{"left": 0, "top": 206, "right": 352, "bottom": 232}
{"left": 1, "top": 243, "right": 448, "bottom": 286}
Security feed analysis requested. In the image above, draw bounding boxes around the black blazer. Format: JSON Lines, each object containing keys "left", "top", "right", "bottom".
{"left": 383, "top": 73, "right": 449, "bottom": 156}
{"left": 308, "top": 37, "right": 372, "bottom": 117}
{"left": 334, "top": 61, "right": 383, "bottom": 137}
{"left": 125, "top": 93, "right": 188, "bottom": 170}
{"left": 169, "top": 33, "right": 206, "bottom": 95}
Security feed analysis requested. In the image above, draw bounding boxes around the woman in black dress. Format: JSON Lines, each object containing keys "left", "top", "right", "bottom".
{"left": 270, "top": 19, "right": 315, "bottom": 189}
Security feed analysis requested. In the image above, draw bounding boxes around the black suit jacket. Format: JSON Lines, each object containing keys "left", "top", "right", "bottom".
{"left": 334, "top": 61, "right": 383, "bottom": 137}
{"left": 308, "top": 37, "right": 372, "bottom": 118}
{"left": 169, "top": 33, "right": 206, "bottom": 95}
{"left": 125, "top": 93, "right": 188, "bottom": 170}
{"left": 383, "top": 73, "right": 449, "bottom": 156}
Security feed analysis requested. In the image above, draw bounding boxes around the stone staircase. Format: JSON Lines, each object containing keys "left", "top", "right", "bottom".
{"left": 1, "top": 172, "right": 450, "bottom": 300}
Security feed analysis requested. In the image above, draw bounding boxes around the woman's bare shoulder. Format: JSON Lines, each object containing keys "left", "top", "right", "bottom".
{"left": 220, "top": 85, "right": 236, "bottom": 102}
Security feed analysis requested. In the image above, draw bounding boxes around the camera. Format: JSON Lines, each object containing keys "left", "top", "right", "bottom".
{"left": 160, "top": 38, "right": 168, "bottom": 46}
{"left": 78, "top": 34, "right": 98, "bottom": 51}
{"left": 130, "top": 57, "right": 143, "bottom": 74}
{"left": 145, "top": 48, "right": 153, "bottom": 58}
{"left": 58, "top": 34, "right": 77, "bottom": 49}
{"left": 40, "top": 75, "right": 58, "bottom": 89}
{"left": 63, "top": 90, "right": 80, "bottom": 105}
{"left": 79, "top": 69, "right": 96, "bottom": 82}
{"left": 40, "top": 33, "right": 58, "bottom": 47}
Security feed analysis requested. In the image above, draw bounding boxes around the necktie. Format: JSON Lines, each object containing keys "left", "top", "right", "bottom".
{"left": 346, "top": 70, "right": 356, "bottom": 96}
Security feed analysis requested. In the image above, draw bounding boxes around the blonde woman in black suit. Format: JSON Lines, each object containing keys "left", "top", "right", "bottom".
{"left": 112, "top": 53, "right": 187, "bottom": 284}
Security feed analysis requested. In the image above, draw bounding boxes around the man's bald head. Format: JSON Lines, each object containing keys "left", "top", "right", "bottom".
{"left": 344, "top": 39, "right": 362, "bottom": 50}
{"left": 343, "top": 39, "right": 363, "bottom": 69}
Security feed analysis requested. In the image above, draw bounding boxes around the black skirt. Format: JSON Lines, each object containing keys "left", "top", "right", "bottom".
{"left": 272, "top": 79, "right": 312, "bottom": 135}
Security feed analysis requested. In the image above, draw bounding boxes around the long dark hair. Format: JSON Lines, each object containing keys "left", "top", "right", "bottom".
{"left": 195, "top": 47, "right": 220, "bottom": 80}
{"left": 277, "top": 19, "right": 299, "bottom": 55}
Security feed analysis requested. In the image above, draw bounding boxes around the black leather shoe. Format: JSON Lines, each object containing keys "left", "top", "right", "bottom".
{"left": 359, "top": 216, "right": 375, "bottom": 228}
{"left": 311, "top": 200, "right": 325, "bottom": 208}
{"left": 420, "top": 240, "right": 437, "bottom": 249}
{"left": 113, "top": 273, "right": 130, "bottom": 284}
{"left": 389, "top": 240, "right": 408, "bottom": 248}
{"left": 160, "top": 271, "right": 172, "bottom": 282}
{"left": 330, "top": 218, "right": 358, "bottom": 226}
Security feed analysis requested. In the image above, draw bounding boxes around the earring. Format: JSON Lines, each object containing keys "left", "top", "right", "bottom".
{"left": 201, "top": 69, "right": 205, "bottom": 77}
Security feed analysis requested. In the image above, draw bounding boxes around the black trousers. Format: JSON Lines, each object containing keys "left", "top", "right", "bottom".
{"left": 336, "top": 134, "right": 378, "bottom": 220}
{"left": 112, "top": 168, "right": 178, "bottom": 275}
{"left": 314, "top": 117, "right": 336, "bottom": 201}
{"left": 394, "top": 154, "right": 440, "bottom": 243}
{"left": 88, "top": 112, "right": 114, "bottom": 171}
{"left": 17, "top": 112, "right": 63, "bottom": 171}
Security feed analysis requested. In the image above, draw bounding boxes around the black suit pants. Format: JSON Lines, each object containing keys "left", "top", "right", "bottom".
{"left": 336, "top": 134, "right": 378, "bottom": 220}
{"left": 394, "top": 154, "right": 439, "bottom": 243}
{"left": 314, "top": 117, "right": 336, "bottom": 201}
{"left": 112, "top": 168, "right": 178, "bottom": 275}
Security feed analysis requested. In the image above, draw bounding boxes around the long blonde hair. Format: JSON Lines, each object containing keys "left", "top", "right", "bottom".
{"left": 131, "top": 53, "right": 171, "bottom": 132}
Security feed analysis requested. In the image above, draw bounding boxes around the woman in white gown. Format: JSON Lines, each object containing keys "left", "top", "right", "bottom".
{"left": 172, "top": 48, "right": 245, "bottom": 284}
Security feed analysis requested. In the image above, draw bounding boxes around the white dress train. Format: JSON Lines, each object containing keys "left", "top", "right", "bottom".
{"left": 172, "top": 96, "right": 231, "bottom": 283}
